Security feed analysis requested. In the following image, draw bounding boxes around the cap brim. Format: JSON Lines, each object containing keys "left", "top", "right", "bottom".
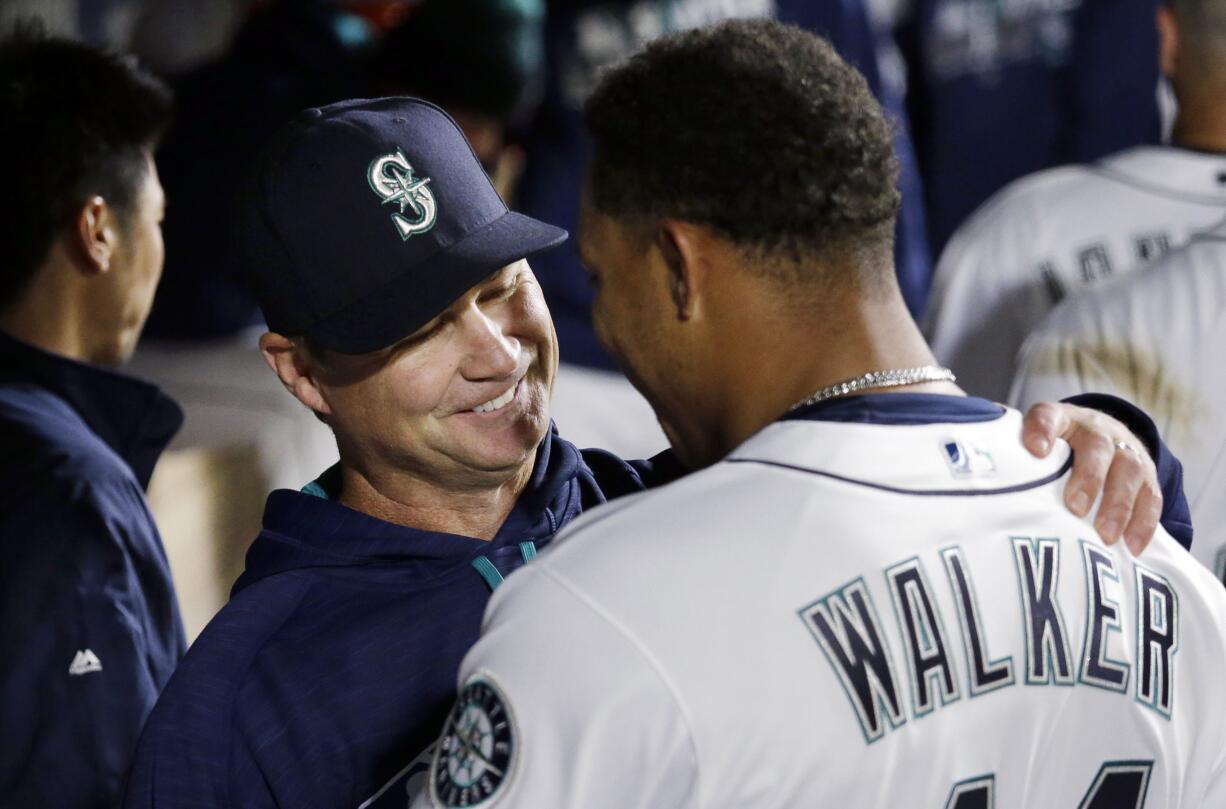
{"left": 305, "top": 212, "right": 568, "bottom": 354}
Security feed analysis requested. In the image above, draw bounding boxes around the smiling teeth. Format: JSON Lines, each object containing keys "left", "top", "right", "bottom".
{"left": 473, "top": 384, "right": 517, "bottom": 414}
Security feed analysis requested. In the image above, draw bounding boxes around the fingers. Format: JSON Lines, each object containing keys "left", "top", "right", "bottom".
{"left": 1122, "top": 479, "right": 1163, "bottom": 555}
{"left": 1021, "top": 401, "right": 1068, "bottom": 457}
{"left": 1033, "top": 402, "right": 1163, "bottom": 554}
{"left": 1062, "top": 423, "right": 1116, "bottom": 519}
{"left": 1092, "top": 442, "right": 1147, "bottom": 545}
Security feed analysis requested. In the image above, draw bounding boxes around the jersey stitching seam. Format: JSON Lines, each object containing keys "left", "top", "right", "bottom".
{"left": 1086, "top": 164, "right": 1226, "bottom": 206}
{"left": 531, "top": 562, "right": 705, "bottom": 807}
{"left": 723, "top": 454, "right": 1073, "bottom": 496}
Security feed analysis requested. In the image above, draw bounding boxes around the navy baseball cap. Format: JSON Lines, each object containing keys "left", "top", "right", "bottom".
{"left": 237, "top": 97, "right": 567, "bottom": 354}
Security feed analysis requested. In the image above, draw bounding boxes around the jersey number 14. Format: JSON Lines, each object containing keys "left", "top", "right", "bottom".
{"left": 946, "top": 760, "right": 1151, "bottom": 809}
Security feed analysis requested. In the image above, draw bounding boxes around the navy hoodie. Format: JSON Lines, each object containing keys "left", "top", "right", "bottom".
{"left": 123, "top": 428, "right": 680, "bottom": 808}
{"left": 0, "top": 332, "right": 185, "bottom": 808}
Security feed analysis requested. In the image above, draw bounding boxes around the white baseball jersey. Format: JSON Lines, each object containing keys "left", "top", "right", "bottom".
{"left": 417, "top": 401, "right": 1226, "bottom": 809}
{"left": 1011, "top": 221, "right": 1226, "bottom": 579}
{"left": 925, "top": 145, "right": 1226, "bottom": 402}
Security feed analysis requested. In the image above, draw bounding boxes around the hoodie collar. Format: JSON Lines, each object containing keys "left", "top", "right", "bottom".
{"left": 0, "top": 331, "right": 182, "bottom": 488}
{"left": 234, "top": 425, "right": 588, "bottom": 592}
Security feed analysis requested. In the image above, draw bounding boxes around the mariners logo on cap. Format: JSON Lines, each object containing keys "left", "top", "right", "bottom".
{"left": 367, "top": 148, "right": 437, "bottom": 241}
{"left": 431, "top": 677, "right": 516, "bottom": 807}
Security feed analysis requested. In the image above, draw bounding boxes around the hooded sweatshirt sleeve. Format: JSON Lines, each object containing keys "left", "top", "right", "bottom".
{"left": 123, "top": 679, "right": 283, "bottom": 809}
{"left": 123, "top": 576, "right": 317, "bottom": 809}
{"left": 0, "top": 472, "right": 185, "bottom": 808}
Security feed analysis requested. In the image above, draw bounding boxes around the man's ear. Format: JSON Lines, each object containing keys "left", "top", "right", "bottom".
{"left": 72, "top": 196, "right": 118, "bottom": 274}
{"left": 259, "top": 332, "right": 333, "bottom": 418}
{"left": 1157, "top": 4, "right": 1179, "bottom": 79}
{"left": 655, "top": 220, "right": 710, "bottom": 321}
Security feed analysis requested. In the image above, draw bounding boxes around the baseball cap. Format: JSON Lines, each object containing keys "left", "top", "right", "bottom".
{"left": 236, "top": 96, "right": 567, "bottom": 354}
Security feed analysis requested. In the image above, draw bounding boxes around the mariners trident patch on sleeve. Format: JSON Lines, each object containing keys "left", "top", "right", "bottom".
{"left": 430, "top": 677, "right": 517, "bottom": 807}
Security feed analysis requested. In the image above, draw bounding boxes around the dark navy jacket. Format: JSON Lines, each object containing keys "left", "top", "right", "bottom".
{"left": 517, "top": 0, "right": 934, "bottom": 371}
{"left": 123, "top": 429, "right": 678, "bottom": 808}
{"left": 122, "top": 391, "right": 1189, "bottom": 809}
{"left": 0, "top": 332, "right": 185, "bottom": 808}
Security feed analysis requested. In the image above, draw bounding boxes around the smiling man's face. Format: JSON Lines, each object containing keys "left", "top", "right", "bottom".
{"left": 313, "top": 260, "right": 559, "bottom": 489}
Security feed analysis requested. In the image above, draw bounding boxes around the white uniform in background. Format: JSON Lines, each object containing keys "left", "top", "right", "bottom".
{"left": 1012, "top": 221, "right": 1226, "bottom": 580}
{"left": 417, "top": 405, "right": 1226, "bottom": 809}
{"left": 925, "top": 146, "right": 1226, "bottom": 402}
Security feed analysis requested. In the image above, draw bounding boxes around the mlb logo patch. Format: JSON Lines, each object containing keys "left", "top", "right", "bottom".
{"left": 941, "top": 440, "right": 996, "bottom": 479}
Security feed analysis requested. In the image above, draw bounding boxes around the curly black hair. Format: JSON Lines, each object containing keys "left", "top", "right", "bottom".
{"left": 584, "top": 19, "right": 900, "bottom": 283}
{"left": 0, "top": 25, "right": 172, "bottom": 313}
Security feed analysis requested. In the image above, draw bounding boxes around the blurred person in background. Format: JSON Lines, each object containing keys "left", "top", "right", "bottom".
{"left": 895, "top": 0, "right": 1167, "bottom": 259}
{"left": 124, "top": 94, "right": 1178, "bottom": 809}
{"left": 510, "top": 0, "right": 933, "bottom": 459}
{"left": 1012, "top": 217, "right": 1226, "bottom": 580}
{"left": 924, "top": 0, "right": 1226, "bottom": 402}
{"left": 0, "top": 30, "right": 185, "bottom": 807}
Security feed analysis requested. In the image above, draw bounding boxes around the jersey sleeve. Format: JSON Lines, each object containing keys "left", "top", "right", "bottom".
{"left": 415, "top": 564, "right": 698, "bottom": 809}
{"left": 0, "top": 477, "right": 182, "bottom": 807}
